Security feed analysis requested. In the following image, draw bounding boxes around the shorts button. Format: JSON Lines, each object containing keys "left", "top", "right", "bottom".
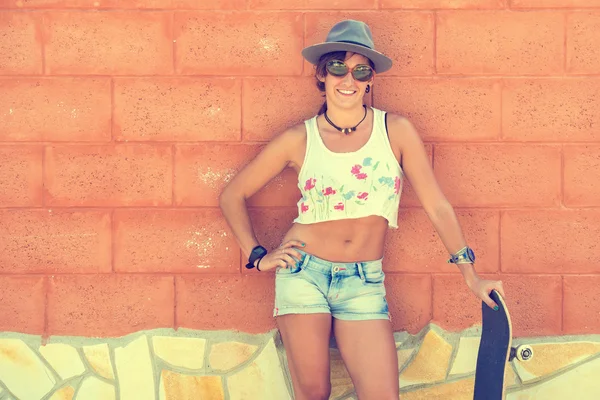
{"left": 333, "top": 266, "right": 339, "bottom": 272}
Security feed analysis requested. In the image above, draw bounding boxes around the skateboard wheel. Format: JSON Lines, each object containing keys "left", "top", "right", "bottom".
{"left": 515, "top": 345, "right": 533, "bottom": 361}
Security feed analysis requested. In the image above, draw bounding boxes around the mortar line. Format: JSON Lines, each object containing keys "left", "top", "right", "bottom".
{"left": 173, "top": 277, "right": 178, "bottom": 329}
{"left": 76, "top": 346, "right": 110, "bottom": 382}
{"left": 27, "top": 341, "right": 62, "bottom": 384}
{"left": 108, "top": 342, "right": 120, "bottom": 400}
{"left": 69, "top": 374, "right": 87, "bottom": 400}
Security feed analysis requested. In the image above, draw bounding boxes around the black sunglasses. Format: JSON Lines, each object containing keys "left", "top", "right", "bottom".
{"left": 326, "top": 60, "right": 374, "bottom": 82}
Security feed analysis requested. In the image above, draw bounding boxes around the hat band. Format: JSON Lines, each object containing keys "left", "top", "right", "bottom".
{"left": 334, "top": 40, "right": 372, "bottom": 49}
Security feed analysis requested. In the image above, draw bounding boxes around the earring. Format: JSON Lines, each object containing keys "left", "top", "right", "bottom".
{"left": 365, "top": 84, "right": 370, "bottom": 94}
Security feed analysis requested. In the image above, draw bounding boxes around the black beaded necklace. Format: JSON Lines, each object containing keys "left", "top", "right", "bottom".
{"left": 324, "top": 105, "right": 368, "bottom": 135}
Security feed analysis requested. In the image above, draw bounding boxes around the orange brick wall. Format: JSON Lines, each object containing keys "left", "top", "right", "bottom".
{"left": 1, "top": 0, "right": 599, "bottom": 339}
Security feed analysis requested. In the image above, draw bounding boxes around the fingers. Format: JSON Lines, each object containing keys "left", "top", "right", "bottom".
{"left": 280, "top": 240, "right": 306, "bottom": 250}
{"left": 483, "top": 293, "right": 499, "bottom": 311}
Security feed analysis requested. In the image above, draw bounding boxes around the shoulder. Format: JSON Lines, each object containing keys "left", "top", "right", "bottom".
{"left": 382, "top": 112, "right": 422, "bottom": 148}
{"left": 262, "top": 121, "right": 308, "bottom": 163}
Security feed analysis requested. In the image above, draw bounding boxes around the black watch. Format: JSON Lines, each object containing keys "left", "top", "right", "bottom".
{"left": 245, "top": 245, "right": 267, "bottom": 270}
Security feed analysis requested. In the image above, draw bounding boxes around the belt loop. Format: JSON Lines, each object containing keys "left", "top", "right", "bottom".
{"left": 357, "top": 262, "right": 365, "bottom": 281}
{"left": 300, "top": 253, "right": 311, "bottom": 269}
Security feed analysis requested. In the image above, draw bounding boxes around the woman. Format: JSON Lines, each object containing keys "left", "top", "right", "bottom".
{"left": 220, "top": 19, "right": 505, "bottom": 400}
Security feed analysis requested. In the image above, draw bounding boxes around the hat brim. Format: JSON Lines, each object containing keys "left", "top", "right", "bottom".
{"left": 302, "top": 42, "right": 393, "bottom": 74}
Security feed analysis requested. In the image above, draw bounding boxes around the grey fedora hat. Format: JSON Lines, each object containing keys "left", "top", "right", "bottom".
{"left": 302, "top": 20, "right": 392, "bottom": 73}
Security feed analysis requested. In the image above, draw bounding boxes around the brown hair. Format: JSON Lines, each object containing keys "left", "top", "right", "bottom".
{"left": 314, "top": 51, "right": 376, "bottom": 115}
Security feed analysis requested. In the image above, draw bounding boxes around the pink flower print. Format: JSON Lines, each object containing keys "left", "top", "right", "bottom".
{"left": 394, "top": 176, "right": 401, "bottom": 194}
{"left": 304, "top": 178, "right": 316, "bottom": 191}
{"left": 301, "top": 202, "right": 309, "bottom": 213}
{"left": 355, "top": 173, "right": 368, "bottom": 180}
{"left": 334, "top": 202, "right": 344, "bottom": 211}
{"left": 357, "top": 192, "right": 369, "bottom": 200}
{"left": 322, "top": 187, "right": 337, "bottom": 196}
{"left": 351, "top": 164, "right": 362, "bottom": 175}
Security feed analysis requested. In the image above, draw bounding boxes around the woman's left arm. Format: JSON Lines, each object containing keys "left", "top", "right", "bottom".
{"left": 388, "top": 114, "right": 505, "bottom": 309}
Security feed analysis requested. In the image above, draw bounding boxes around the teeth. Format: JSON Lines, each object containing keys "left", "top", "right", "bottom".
{"left": 338, "top": 89, "right": 355, "bottom": 95}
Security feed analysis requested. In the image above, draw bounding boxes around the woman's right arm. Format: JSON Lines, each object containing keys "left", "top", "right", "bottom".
{"left": 219, "top": 124, "right": 305, "bottom": 266}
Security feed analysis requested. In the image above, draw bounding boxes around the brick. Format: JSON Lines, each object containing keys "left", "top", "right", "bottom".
{"left": 114, "top": 209, "right": 239, "bottom": 273}
{"left": 175, "top": 0, "right": 246, "bottom": 8}
{"left": 503, "top": 78, "right": 600, "bottom": 142}
{"left": 500, "top": 275, "right": 562, "bottom": 337}
{"left": 176, "top": 275, "right": 276, "bottom": 333}
{"left": 114, "top": 78, "right": 241, "bottom": 142}
{"left": 0, "top": 0, "right": 247, "bottom": 7}
{"left": 567, "top": 12, "right": 600, "bottom": 74}
{"left": 511, "top": 0, "right": 600, "bottom": 7}
{"left": 0, "top": 209, "right": 111, "bottom": 273}
{"left": 385, "top": 209, "right": 499, "bottom": 273}
{"left": 247, "top": 168, "right": 300, "bottom": 207}
{"left": 43, "top": 11, "right": 172, "bottom": 75}
{"left": 247, "top": 207, "right": 297, "bottom": 261}
{"left": 0, "top": 0, "right": 246, "bottom": 8}
{"left": 374, "top": 78, "right": 501, "bottom": 141}
{"left": 432, "top": 274, "right": 482, "bottom": 331}
{"left": 434, "top": 144, "right": 561, "bottom": 207}
{"left": 242, "top": 77, "right": 322, "bottom": 142}
{"left": 174, "top": 12, "right": 303, "bottom": 75}
{"left": 175, "top": 144, "right": 300, "bottom": 207}
{"left": 175, "top": 144, "right": 256, "bottom": 207}
{"left": 0, "top": 276, "right": 45, "bottom": 335}
{"left": 564, "top": 146, "right": 600, "bottom": 207}
{"left": 48, "top": 275, "right": 174, "bottom": 337}
{"left": 305, "top": 12, "right": 434, "bottom": 77}
{"left": 0, "top": 12, "right": 42, "bottom": 74}
{"left": 386, "top": 274, "right": 431, "bottom": 334}
{"left": 564, "top": 275, "right": 600, "bottom": 334}
{"left": 0, "top": 78, "right": 111, "bottom": 142}
{"left": 0, "top": 146, "right": 43, "bottom": 207}
{"left": 44, "top": 145, "right": 172, "bottom": 207}
{"left": 249, "top": 0, "right": 376, "bottom": 9}
{"left": 502, "top": 210, "right": 600, "bottom": 274}
{"left": 0, "top": 0, "right": 166, "bottom": 7}
{"left": 433, "top": 274, "right": 562, "bottom": 336}
{"left": 437, "top": 11, "right": 564, "bottom": 75}
{"left": 381, "top": 0, "right": 505, "bottom": 8}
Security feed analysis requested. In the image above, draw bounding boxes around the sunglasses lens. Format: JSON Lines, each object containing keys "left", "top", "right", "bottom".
{"left": 352, "top": 65, "right": 373, "bottom": 82}
{"left": 326, "top": 60, "right": 348, "bottom": 77}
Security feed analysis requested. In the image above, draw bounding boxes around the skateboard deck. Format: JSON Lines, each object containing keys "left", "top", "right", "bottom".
{"left": 473, "top": 290, "right": 512, "bottom": 400}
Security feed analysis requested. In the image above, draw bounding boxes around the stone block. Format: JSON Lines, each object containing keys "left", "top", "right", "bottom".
{"left": 83, "top": 343, "right": 114, "bottom": 380}
{"left": 209, "top": 341, "right": 257, "bottom": 372}
{"left": 399, "top": 330, "right": 452, "bottom": 387}
{"left": 0, "top": 339, "right": 55, "bottom": 400}
{"left": 114, "top": 335, "right": 155, "bottom": 400}
{"left": 227, "top": 339, "right": 290, "bottom": 400}
{"left": 159, "top": 370, "right": 224, "bottom": 400}
{"left": 39, "top": 343, "right": 86, "bottom": 380}
{"left": 153, "top": 336, "right": 206, "bottom": 370}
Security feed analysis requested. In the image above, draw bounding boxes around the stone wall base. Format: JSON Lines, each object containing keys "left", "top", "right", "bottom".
{"left": 1, "top": 324, "right": 599, "bottom": 399}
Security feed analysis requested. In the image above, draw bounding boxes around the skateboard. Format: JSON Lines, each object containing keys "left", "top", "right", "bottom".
{"left": 473, "top": 290, "right": 533, "bottom": 400}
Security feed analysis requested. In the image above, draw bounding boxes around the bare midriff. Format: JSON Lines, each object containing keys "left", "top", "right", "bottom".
{"left": 280, "top": 215, "right": 388, "bottom": 263}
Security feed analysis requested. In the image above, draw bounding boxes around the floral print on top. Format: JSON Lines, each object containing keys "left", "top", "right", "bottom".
{"left": 294, "top": 107, "right": 404, "bottom": 228}
{"left": 298, "top": 156, "right": 403, "bottom": 222}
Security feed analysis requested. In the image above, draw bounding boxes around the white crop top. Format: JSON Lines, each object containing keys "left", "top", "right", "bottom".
{"left": 293, "top": 107, "right": 404, "bottom": 229}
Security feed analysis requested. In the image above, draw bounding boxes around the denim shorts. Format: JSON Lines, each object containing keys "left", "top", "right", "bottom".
{"left": 273, "top": 250, "right": 390, "bottom": 321}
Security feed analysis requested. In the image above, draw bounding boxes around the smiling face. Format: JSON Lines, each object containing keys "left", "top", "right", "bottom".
{"left": 318, "top": 52, "right": 375, "bottom": 111}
